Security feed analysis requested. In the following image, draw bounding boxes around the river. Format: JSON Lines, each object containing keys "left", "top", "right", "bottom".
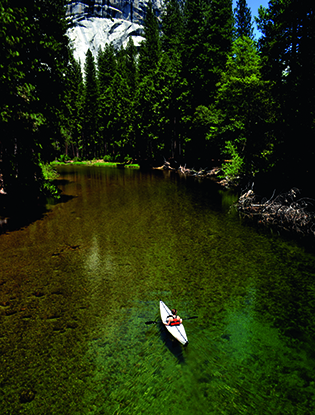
{"left": 1, "top": 165, "right": 315, "bottom": 414}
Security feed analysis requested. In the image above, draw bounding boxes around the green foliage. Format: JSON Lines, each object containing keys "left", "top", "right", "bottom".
{"left": 2, "top": 0, "right": 313, "bottom": 193}
{"left": 124, "top": 37, "right": 138, "bottom": 91}
{"left": 0, "top": 0, "right": 70, "bottom": 196}
{"left": 39, "top": 180, "right": 60, "bottom": 199}
{"left": 220, "top": 141, "right": 244, "bottom": 181}
{"left": 58, "top": 154, "right": 71, "bottom": 163}
{"left": 138, "top": 0, "right": 162, "bottom": 78}
{"left": 97, "top": 43, "right": 117, "bottom": 93}
{"left": 38, "top": 162, "right": 60, "bottom": 199}
{"left": 182, "top": 0, "right": 234, "bottom": 162}
{"left": 161, "top": 0, "right": 184, "bottom": 61}
{"left": 207, "top": 36, "right": 275, "bottom": 175}
{"left": 256, "top": 1, "right": 315, "bottom": 181}
{"left": 234, "top": 0, "right": 254, "bottom": 39}
{"left": 40, "top": 162, "right": 59, "bottom": 180}
{"left": 83, "top": 49, "right": 99, "bottom": 159}
{"left": 58, "top": 50, "right": 83, "bottom": 160}
{"left": 160, "top": 0, "right": 186, "bottom": 160}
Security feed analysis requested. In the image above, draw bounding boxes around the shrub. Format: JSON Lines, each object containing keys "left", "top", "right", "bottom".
{"left": 220, "top": 141, "right": 244, "bottom": 182}
{"left": 40, "top": 162, "right": 59, "bottom": 181}
{"left": 103, "top": 155, "right": 112, "bottom": 162}
{"left": 58, "top": 154, "right": 71, "bottom": 163}
{"left": 39, "top": 162, "right": 60, "bottom": 199}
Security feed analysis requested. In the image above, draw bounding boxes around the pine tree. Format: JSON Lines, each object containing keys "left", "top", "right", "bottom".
{"left": 138, "top": 0, "right": 162, "bottom": 78}
{"left": 161, "top": 0, "right": 184, "bottom": 61}
{"left": 124, "top": 37, "right": 138, "bottom": 92}
{"left": 256, "top": 1, "right": 315, "bottom": 182}
{"left": 205, "top": 0, "right": 234, "bottom": 100}
{"left": 182, "top": 0, "right": 233, "bottom": 109}
{"left": 83, "top": 49, "right": 99, "bottom": 159}
{"left": 234, "top": 0, "right": 254, "bottom": 39}
{"left": 207, "top": 37, "right": 274, "bottom": 176}
{"left": 0, "top": 0, "right": 70, "bottom": 196}
{"left": 182, "top": 0, "right": 208, "bottom": 109}
{"left": 182, "top": 0, "right": 234, "bottom": 164}
{"left": 60, "top": 52, "right": 84, "bottom": 159}
{"left": 97, "top": 44, "right": 117, "bottom": 96}
{"left": 136, "top": 0, "right": 163, "bottom": 159}
{"left": 111, "top": 43, "right": 137, "bottom": 160}
{"left": 97, "top": 44, "right": 117, "bottom": 157}
{"left": 160, "top": 0, "right": 185, "bottom": 160}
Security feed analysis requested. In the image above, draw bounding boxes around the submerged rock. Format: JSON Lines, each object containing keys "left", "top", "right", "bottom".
{"left": 19, "top": 389, "right": 36, "bottom": 404}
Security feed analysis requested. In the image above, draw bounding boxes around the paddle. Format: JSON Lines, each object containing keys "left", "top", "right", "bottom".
{"left": 145, "top": 316, "right": 198, "bottom": 325}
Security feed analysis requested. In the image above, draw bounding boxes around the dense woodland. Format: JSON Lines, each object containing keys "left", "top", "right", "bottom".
{"left": 0, "top": 0, "right": 315, "bottom": 198}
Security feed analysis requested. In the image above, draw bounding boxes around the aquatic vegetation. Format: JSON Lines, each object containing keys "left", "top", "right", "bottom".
{"left": 1, "top": 166, "right": 315, "bottom": 414}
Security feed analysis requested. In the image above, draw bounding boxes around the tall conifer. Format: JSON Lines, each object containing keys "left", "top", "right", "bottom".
{"left": 138, "top": 0, "right": 161, "bottom": 78}
{"left": 124, "top": 37, "right": 138, "bottom": 91}
{"left": 234, "top": 0, "right": 254, "bottom": 39}
{"left": 161, "top": 0, "right": 184, "bottom": 61}
{"left": 182, "top": 0, "right": 233, "bottom": 164}
{"left": 136, "top": 0, "right": 162, "bottom": 159}
{"left": 209, "top": 37, "right": 274, "bottom": 175}
{"left": 83, "top": 49, "right": 99, "bottom": 159}
{"left": 256, "top": 1, "right": 315, "bottom": 182}
{"left": 61, "top": 52, "right": 84, "bottom": 159}
{"left": 0, "top": 0, "right": 69, "bottom": 195}
{"left": 97, "top": 44, "right": 119, "bottom": 158}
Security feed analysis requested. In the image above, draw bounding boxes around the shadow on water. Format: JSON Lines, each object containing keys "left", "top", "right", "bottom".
{"left": 0, "top": 191, "right": 75, "bottom": 235}
{"left": 51, "top": 178, "right": 71, "bottom": 186}
{"left": 158, "top": 322, "right": 186, "bottom": 363}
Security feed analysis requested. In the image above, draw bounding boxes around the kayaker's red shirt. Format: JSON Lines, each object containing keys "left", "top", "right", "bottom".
{"left": 169, "top": 317, "right": 181, "bottom": 326}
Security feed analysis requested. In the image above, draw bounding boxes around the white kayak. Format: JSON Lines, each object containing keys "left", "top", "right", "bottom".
{"left": 160, "top": 300, "right": 189, "bottom": 346}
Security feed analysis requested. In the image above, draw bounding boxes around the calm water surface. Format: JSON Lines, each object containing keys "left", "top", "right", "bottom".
{"left": 1, "top": 165, "right": 315, "bottom": 414}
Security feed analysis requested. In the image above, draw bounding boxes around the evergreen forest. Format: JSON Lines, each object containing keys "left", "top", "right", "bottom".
{"left": 1, "top": 0, "right": 315, "bottom": 199}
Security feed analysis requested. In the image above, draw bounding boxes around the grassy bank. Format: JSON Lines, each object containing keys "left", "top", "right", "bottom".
{"left": 51, "top": 160, "right": 140, "bottom": 169}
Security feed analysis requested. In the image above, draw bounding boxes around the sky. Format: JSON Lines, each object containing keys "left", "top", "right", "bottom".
{"left": 232, "top": 0, "right": 270, "bottom": 39}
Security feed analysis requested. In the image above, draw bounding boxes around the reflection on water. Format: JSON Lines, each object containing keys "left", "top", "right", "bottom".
{"left": 1, "top": 165, "right": 315, "bottom": 414}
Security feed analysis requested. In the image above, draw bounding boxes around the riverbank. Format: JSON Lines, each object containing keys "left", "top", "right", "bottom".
{"left": 152, "top": 160, "right": 315, "bottom": 240}
{"left": 1, "top": 159, "right": 314, "bottom": 241}
{"left": 51, "top": 159, "right": 140, "bottom": 169}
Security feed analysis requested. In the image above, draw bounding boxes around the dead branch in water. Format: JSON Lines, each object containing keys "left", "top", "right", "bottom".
{"left": 237, "top": 187, "right": 315, "bottom": 237}
{"left": 154, "top": 161, "right": 222, "bottom": 179}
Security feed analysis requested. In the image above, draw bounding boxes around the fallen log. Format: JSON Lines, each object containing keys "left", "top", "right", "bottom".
{"left": 237, "top": 187, "right": 315, "bottom": 237}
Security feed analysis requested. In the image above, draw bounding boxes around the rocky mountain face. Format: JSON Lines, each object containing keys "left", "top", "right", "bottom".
{"left": 66, "top": 0, "right": 163, "bottom": 68}
{"left": 67, "top": 0, "right": 162, "bottom": 25}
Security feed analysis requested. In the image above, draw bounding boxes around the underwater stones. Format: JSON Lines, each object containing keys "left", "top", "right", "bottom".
{"left": 51, "top": 289, "right": 64, "bottom": 295}
{"left": 4, "top": 309, "right": 17, "bottom": 316}
{"left": 34, "top": 291, "right": 45, "bottom": 298}
{"left": 53, "top": 325, "right": 65, "bottom": 332}
{"left": 221, "top": 333, "right": 231, "bottom": 341}
{"left": 66, "top": 322, "right": 79, "bottom": 329}
{"left": 19, "top": 389, "right": 36, "bottom": 403}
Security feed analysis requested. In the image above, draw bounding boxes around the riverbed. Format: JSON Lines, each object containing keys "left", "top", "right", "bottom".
{"left": 1, "top": 165, "right": 315, "bottom": 414}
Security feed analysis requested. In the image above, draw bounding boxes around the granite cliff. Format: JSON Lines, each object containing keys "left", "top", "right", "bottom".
{"left": 66, "top": 0, "right": 163, "bottom": 67}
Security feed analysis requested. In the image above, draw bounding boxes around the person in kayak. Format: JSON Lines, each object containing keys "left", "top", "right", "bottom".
{"left": 165, "top": 308, "right": 182, "bottom": 326}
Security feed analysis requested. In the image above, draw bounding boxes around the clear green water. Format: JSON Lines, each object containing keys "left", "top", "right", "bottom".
{"left": 1, "top": 165, "right": 315, "bottom": 414}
